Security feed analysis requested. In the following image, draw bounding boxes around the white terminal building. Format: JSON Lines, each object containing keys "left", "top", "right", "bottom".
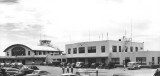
{"left": 1, "top": 36, "right": 160, "bottom": 66}
{"left": 0, "top": 40, "right": 65, "bottom": 65}
{"left": 65, "top": 36, "right": 160, "bottom": 66}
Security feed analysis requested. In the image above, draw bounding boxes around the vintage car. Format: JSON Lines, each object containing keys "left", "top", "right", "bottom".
{"left": 113, "top": 73, "right": 131, "bottom": 76}
{"left": 4, "top": 68, "right": 19, "bottom": 75}
{"left": 26, "top": 70, "right": 51, "bottom": 76}
{"left": 75, "top": 62, "right": 84, "bottom": 68}
{"left": 61, "top": 73, "right": 77, "bottom": 76}
{"left": 127, "top": 62, "right": 141, "bottom": 70}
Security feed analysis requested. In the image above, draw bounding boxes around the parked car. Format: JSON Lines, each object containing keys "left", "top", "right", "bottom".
{"left": 75, "top": 62, "right": 84, "bottom": 68}
{"left": 5, "top": 68, "right": 19, "bottom": 75}
{"left": 127, "top": 62, "right": 141, "bottom": 70}
{"left": 98, "top": 63, "right": 105, "bottom": 69}
{"left": 60, "top": 62, "right": 67, "bottom": 67}
{"left": 28, "top": 66, "right": 39, "bottom": 70}
{"left": 26, "top": 70, "right": 51, "bottom": 76}
{"left": 61, "top": 73, "right": 76, "bottom": 76}
{"left": 0, "top": 63, "right": 5, "bottom": 67}
{"left": 113, "top": 73, "right": 131, "bottom": 76}
{"left": 14, "top": 67, "right": 34, "bottom": 76}
{"left": 83, "top": 63, "right": 90, "bottom": 68}
{"left": 11, "top": 63, "right": 23, "bottom": 69}
{"left": 90, "top": 63, "right": 99, "bottom": 68}
{"left": 0, "top": 68, "right": 10, "bottom": 76}
{"left": 5, "top": 63, "right": 10, "bottom": 67}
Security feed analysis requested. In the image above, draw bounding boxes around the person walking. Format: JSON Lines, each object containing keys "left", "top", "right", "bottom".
{"left": 71, "top": 64, "right": 74, "bottom": 73}
{"left": 66, "top": 65, "right": 69, "bottom": 73}
{"left": 66, "top": 63, "right": 70, "bottom": 73}
{"left": 62, "top": 66, "right": 65, "bottom": 74}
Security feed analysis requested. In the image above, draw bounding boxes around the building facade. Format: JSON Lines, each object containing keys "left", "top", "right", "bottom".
{"left": 65, "top": 38, "right": 152, "bottom": 65}
{"left": 0, "top": 40, "right": 63, "bottom": 65}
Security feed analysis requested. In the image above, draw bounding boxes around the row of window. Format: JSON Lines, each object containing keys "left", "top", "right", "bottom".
{"left": 112, "top": 46, "right": 143, "bottom": 52}
{"left": 112, "top": 57, "right": 160, "bottom": 65}
{"left": 34, "top": 51, "right": 58, "bottom": 55}
{"left": 111, "top": 57, "right": 147, "bottom": 65}
{"left": 7, "top": 51, "right": 58, "bottom": 56}
{"left": 68, "top": 46, "right": 106, "bottom": 54}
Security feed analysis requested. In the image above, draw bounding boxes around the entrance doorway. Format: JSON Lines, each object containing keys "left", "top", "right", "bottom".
{"left": 124, "top": 57, "right": 130, "bottom": 67}
{"left": 22, "top": 60, "right": 25, "bottom": 65}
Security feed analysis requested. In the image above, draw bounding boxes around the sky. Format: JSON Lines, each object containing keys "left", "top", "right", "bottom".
{"left": 0, "top": 0, "right": 160, "bottom": 56}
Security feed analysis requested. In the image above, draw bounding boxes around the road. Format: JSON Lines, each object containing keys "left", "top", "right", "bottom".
{"left": 36, "top": 65, "right": 156, "bottom": 76}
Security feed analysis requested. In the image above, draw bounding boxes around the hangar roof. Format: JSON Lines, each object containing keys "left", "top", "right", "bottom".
{"left": 3, "top": 44, "right": 62, "bottom": 52}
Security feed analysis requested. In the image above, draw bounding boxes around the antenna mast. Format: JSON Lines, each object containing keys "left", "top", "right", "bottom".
{"left": 131, "top": 22, "right": 132, "bottom": 42}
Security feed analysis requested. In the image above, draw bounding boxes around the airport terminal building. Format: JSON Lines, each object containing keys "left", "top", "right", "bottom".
{"left": 0, "top": 40, "right": 63, "bottom": 65}
{"left": 65, "top": 37, "right": 160, "bottom": 66}
{"left": 1, "top": 37, "right": 160, "bottom": 66}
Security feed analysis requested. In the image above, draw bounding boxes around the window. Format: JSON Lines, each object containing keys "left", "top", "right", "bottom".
{"left": 112, "top": 46, "right": 117, "bottom": 52}
{"left": 125, "top": 46, "right": 128, "bottom": 52}
{"left": 34, "top": 51, "right": 37, "bottom": 55}
{"left": 68, "top": 48, "right": 71, "bottom": 54}
{"left": 28, "top": 51, "right": 30, "bottom": 55}
{"left": 7, "top": 52, "right": 9, "bottom": 56}
{"left": 136, "top": 57, "right": 146, "bottom": 65}
{"left": 88, "top": 46, "right": 96, "bottom": 53}
{"left": 130, "top": 46, "right": 133, "bottom": 52}
{"left": 79, "top": 47, "right": 85, "bottom": 53}
{"left": 39, "top": 51, "right": 41, "bottom": 55}
{"left": 101, "top": 46, "right": 105, "bottom": 53}
{"left": 73, "top": 48, "right": 77, "bottom": 54}
{"left": 135, "top": 47, "right": 138, "bottom": 52}
{"left": 111, "top": 58, "right": 120, "bottom": 64}
{"left": 119, "top": 46, "right": 121, "bottom": 52}
{"left": 11, "top": 47, "right": 26, "bottom": 56}
{"left": 158, "top": 57, "right": 160, "bottom": 64}
{"left": 152, "top": 57, "right": 155, "bottom": 64}
{"left": 43, "top": 51, "right": 46, "bottom": 55}
{"left": 140, "top": 47, "right": 143, "bottom": 50}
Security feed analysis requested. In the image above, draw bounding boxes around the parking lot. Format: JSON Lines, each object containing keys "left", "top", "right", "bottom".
{"left": 36, "top": 65, "right": 156, "bottom": 76}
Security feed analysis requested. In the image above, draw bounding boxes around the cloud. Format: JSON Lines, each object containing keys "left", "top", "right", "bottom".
{"left": 0, "top": 23, "right": 42, "bottom": 40}
{"left": 0, "top": 0, "right": 18, "bottom": 4}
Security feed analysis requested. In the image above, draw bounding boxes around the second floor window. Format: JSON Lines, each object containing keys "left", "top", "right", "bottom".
{"left": 39, "top": 51, "right": 41, "bottom": 55}
{"left": 112, "top": 46, "right": 117, "bottom": 52}
{"left": 73, "top": 48, "right": 77, "bottom": 54}
{"left": 34, "top": 51, "right": 37, "bottom": 55}
{"left": 119, "top": 46, "right": 121, "bottom": 52}
{"left": 43, "top": 51, "right": 46, "bottom": 55}
{"left": 88, "top": 46, "right": 96, "bottom": 53}
{"left": 130, "top": 46, "right": 133, "bottom": 52}
{"left": 101, "top": 46, "right": 105, "bottom": 53}
{"left": 68, "top": 48, "right": 71, "bottom": 54}
{"left": 125, "top": 47, "right": 128, "bottom": 52}
{"left": 28, "top": 51, "right": 30, "bottom": 55}
{"left": 135, "top": 47, "right": 138, "bottom": 52}
{"left": 79, "top": 47, "right": 85, "bottom": 53}
{"left": 7, "top": 52, "right": 9, "bottom": 56}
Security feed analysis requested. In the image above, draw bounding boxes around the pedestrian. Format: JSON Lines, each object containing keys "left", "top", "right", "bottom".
{"left": 32, "top": 61, "right": 35, "bottom": 65}
{"left": 66, "top": 65, "right": 69, "bottom": 73}
{"left": 123, "top": 63, "right": 126, "bottom": 71}
{"left": 71, "top": 64, "right": 73, "bottom": 73}
{"left": 62, "top": 66, "right": 65, "bottom": 74}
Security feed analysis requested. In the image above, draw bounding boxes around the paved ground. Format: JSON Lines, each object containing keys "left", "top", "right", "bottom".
{"left": 35, "top": 65, "right": 156, "bottom": 76}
